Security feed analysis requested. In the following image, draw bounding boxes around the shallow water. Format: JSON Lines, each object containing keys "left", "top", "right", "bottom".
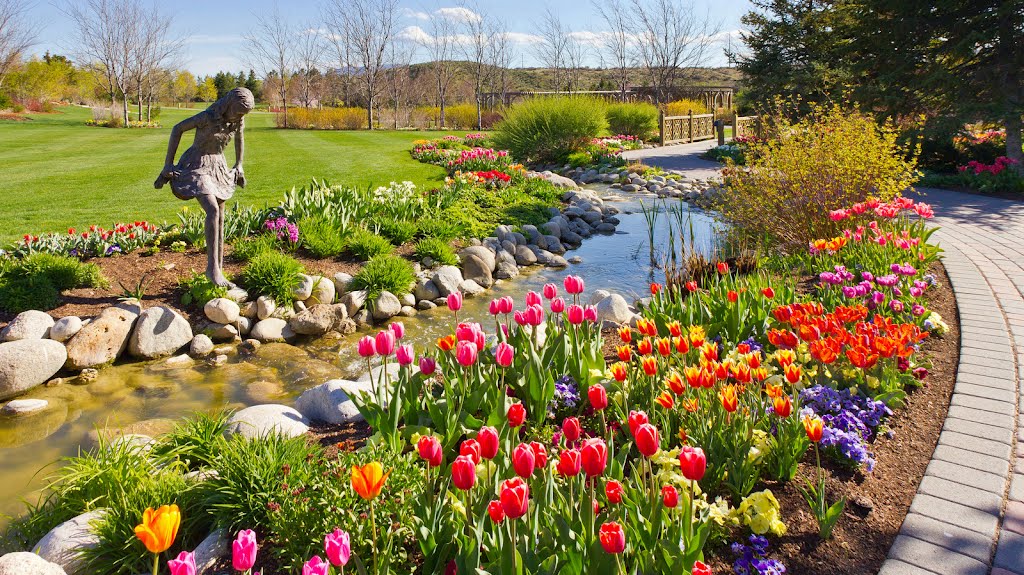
{"left": 0, "top": 188, "right": 721, "bottom": 522}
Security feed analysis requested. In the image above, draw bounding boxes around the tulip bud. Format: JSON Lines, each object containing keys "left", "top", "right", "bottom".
{"left": 167, "top": 551, "right": 196, "bottom": 575}
{"left": 478, "top": 426, "right": 499, "bottom": 460}
{"left": 525, "top": 291, "right": 541, "bottom": 307}
{"left": 550, "top": 297, "right": 565, "bottom": 313}
{"left": 498, "top": 296, "right": 514, "bottom": 314}
{"left": 232, "top": 530, "right": 258, "bottom": 572}
{"left": 512, "top": 443, "right": 536, "bottom": 478}
{"left": 567, "top": 304, "right": 584, "bottom": 325}
{"left": 588, "top": 384, "right": 608, "bottom": 410}
{"left": 374, "top": 330, "right": 396, "bottom": 357}
{"left": 357, "top": 336, "right": 376, "bottom": 358}
{"left": 599, "top": 522, "right": 625, "bottom": 554}
{"left": 323, "top": 528, "right": 351, "bottom": 567}
{"left": 389, "top": 321, "right": 405, "bottom": 339}
{"left": 627, "top": 410, "right": 648, "bottom": 437}
{"left": 563, "top": 275, "right": 585, "bottom": 294}
{"left": 661, "top": 485, "right": 679, "bottom": 508}
{"left": 584, "top": 306, "right": 598, "bottom": 323}
{"left": 488, "top": 299, "right": 501, "bottom": 315}
{"left": 507, "top": 403, "right": 526, "bottom": 427}
{"left": 396, "top": 344, "right": 414, "bottom": 366}
{"left": 561, "top": 417, "right": 581, "bottom": 442}
{"left": 581, "top": 438, "right": 608, "bottom": 477}
{"left": 556, "top": 449, "right": 581, "bottom": 476}
{"left": 543, "top": 283, "right": 558, "bottom": 299}
{"left": 605, "top": 479, "right": 624, "bottom": 504}
{"left": 495, "top": 342, "right": 514, "bottom": 368}
{"left": 418, "top": 356, "right": 437, "bottom": 375}
{"left": 417, "top": 435, "right": 443, "bottom": 467}
{"left": 460, "top": 439, "right": 481, "bottom": 464}
{"left": 447, "top": 291, "right": 463, "bottom": 311}
{"left": 487, "top": 500, "right": 505, "bottom": 523}
{"left": 451, "top": 455, "right": 477, "bottom": 490}
{"left": 456, "top": 341, "right": 478, "bottom": 367}
{"left": 678, "top": 445, "right": 707, "bottom": 481}
{"left": 634, "top": 423, "right": 660, "bottom": 457}
{"left": 499, "top": 477, "right": 529, "bottom": 519}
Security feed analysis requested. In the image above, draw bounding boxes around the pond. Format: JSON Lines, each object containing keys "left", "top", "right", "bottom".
{"left": 0, "top": 187, "right": 723, "bottom": 523}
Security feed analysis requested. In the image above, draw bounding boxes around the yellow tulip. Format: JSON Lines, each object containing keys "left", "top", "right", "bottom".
{"left": 134, "top": 504, "right": 180, "bottom": 554}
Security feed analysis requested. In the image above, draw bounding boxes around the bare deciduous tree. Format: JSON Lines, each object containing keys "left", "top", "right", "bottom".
{"left": 630, "top": 0, "right": 718, "bottom": 103}
{"left": 245, "top": 3, "right": 296, "bottom": 126}
{"left": 535, "top": 7, "right": 569, "bottom": 91}
{"left": 386, "top": 36, "right": 414, "bottom": 129}
{"left": 593, "top": 0, "right": 632, "bottom": 96}
{"left": 295, "top": 23, "right": 326, "bottom": 108}
{"left": 421, "top": 7, "right": 458, "bottom": 128}
{"left": 487, "top": 24, "right": 515, "bottom": 106}
{"left": 132, "top": 6, "right": 182, "bottom": 122}
{"left": 458, "top": 1, "right": 491, "bottom": 129}
{"left": 324, "top": 0, "right": 398, "bottom": 129}
{"left": 0, "top": 0, "right": 38, "bottom": 91}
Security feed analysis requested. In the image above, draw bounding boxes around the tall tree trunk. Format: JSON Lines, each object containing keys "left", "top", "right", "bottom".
{"left": 367, "top": 94, "right": 373, "bottom": 130}
{"left": 1006, "top": 113, "right": 1023, "bottom": 171}
{"left": 121, "top": 93, "right": 130, "bottom": 127}
{"left": 137, "top": 85, "right": 143, "bottom": 122}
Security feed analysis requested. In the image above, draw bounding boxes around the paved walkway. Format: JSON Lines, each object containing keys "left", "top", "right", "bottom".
{"left": 635, "top": 145, "right": 1024, "bottom": 574}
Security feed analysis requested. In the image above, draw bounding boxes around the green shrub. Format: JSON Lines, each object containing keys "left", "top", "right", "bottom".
{"left": 443, "top": 103, "right": 480, "bottom": 129}
{"left": 414, "top": 237, "right": 458, "bottom": 266}
{"left": 606, "top": 102, "right": 659, "bottom": 138}
{"left": 299, "top": 215, "right": 347, "bottom": 258}
{"left": 178, "top": 272, "right": 228, "bottom": 307}
{"left": 148, "top": 411, "right": 230, "bottom": 471}
{"left": 375, "top": 219, "right": 418, "bottom": 245}
{"left": 231, "top": 233, "right": 277, "bottom": 262}
{"left": 417, "top": 218, "right": 467, "bottom": 241}
{"left": 239, "top": 251, "right": 305, "bottom": 305}
{"left": 567, "top": 150, "right": 594, "bottom": 167}
{"left": 0, "top": 254, "right": 106, "bottom": 313}
{"left": 0, "top": 275, "right": 60, "bottom": 313}
{"left": 440, "top": 177, "right": 563, "bottom": 238}
{"left": 350, "top": 254, "right": 415, "bottom": 299}
{"left": 492, "top": 96, "right": 607, "bottom": 163}
{"left": 346, "top": 228, "right": 393, "bottom": 261}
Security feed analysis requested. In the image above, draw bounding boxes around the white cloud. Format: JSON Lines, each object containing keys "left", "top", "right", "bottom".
{"left": 401, "top": 7, "right": 430, "bottom": 21}
{"left": 397, "top": 25, "right": 432, "bottom": 44}
{"left": 434, "top": 6, "right": 481, "bottom": 23}
{"left": 502, "top": 31, "right": 544, "bottom": 45}
{"left": 567, "top": 30, "right": 608, "bottom": 47}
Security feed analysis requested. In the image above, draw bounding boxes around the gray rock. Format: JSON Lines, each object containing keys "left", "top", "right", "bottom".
{"left": 400, "top": 292, "right": 416, "bottom": 307}
{"left": 256, "top": 295, "right": 276, "bottom": 320}
{"left": 582, "top": 210, "right": 603, "bottom": 224}
{"left": 293, "top": 300, "right": 306, "bottom": 313}
{"left": 621, "top": 184, "right": 640, "bottom": 192}
{"left": 531, "top": 247, "right": 553, "bottom": 265}
{"left": 340, "top": 289, "right": 368, "bottom": 317}
{"left": 34, "top": 509, "right": 107, "bottom": 575}
{"left": 128, "top": 306, "right": 193, "bottom": 359}
{"left": 1, "top": 310, "right": 54, "bottom": 341}
{"left": 307, "top": 276, "right": 336, "bottom": 305}
{"left": 538, "top": 171, "right": 579, "bottom": 189}
{"left": 295, "top": 379, "right": 364, "bottom": 424}
{"left": 289, "top": 304, "right": 337, "bottom": 336}
{"left": 595, "top": 222, "right": 617, "bottom": 233}
{"left": 0, "top": 339, "right": 66, "bottom": 400}
{"left": 49, "top": 316, "right": 82, "bottom": 343}
{"left": 431, "top": 266, "right": 464, "bottom": 296}
{"left": 62, "top": 304, "right": 138, "bottom": 369}
{"left": 0, "top": 552, "right": 67, "bottom": 575}
{"left": 459, "top": 279, "right": 486, "bottom": 296}
{"left": 208, "top": 323, "right": 238, "bottom": 342}
{"left": 236, "top": 316, "right": 252, "bottom": 336}
{"left": 541, "top": 221, "right": 561, "bottom": 238}
{"left": 292, "top": 274, "right": 315, "bottom": 301}
{"left": 568, "top": 256, "right": 583, "bottom": 264}
{"left": 417, "top": 300, "right": 437, "bottom": 310}
{"left": 352, "top": 309, "right": 371, "bottom": 325}
{"left": 193, "top": 528, "right": 229, "bottom": 575}
{"left": 461, "top": 254, "right": 494, "bottom": 288}
{"left": 371, "top": 291, "right": 402, "bottom": 321}
{"left": 514, "top": 245, "right": 538, "bottom": 266}
{"left": 413, "top": 278, "right": 441, "bottom": 302}
{"left": 204, "top": 298, "right": 240, "bottom": 324}
{"left": 544, "top": 236, "right": 566, "bottom": 254}
{"left": 596, "top": 294, "right": 633, "bottom": 325}
{"left": 239, "top": 301, "right": 258, "bottom": 320}
{"left": 189, "top": 334, "right": 214, "bottom": 357}
{"left": 399, "top": 305, "right": 417, "bottom": 317}
{"left": 2, "top": 398, "right": 49, "bottom": 415}
{"left": 589, "top": 289, "right": 611, "bottom": 305}
{"left": 521, "top": 224, "right": 540, "bottom": 242}
{"left": 225, "top": 287, "right": 249, "bottom": 303}
{"left": 164, "top": 354, "right": 195, "bottom": 368}
{"left": 421, "top": 256, "right": 435, "bottom": 268}
{"left": 547, "top": 255, "right": 569, "bottom": 268}
{"left": 333, "top": 318, "right": 357, "bottom": 335}
{"left": 250, "top": 318, "right": 295, "bottom": 343}
{"left": 494, "top": 251, "right": 519, "bottom": 280}
{"left": 225, "top": 404, "right": 309, "bottom": 439}
{"left": 460, "top": 245, "right": 496, "bottom": 272}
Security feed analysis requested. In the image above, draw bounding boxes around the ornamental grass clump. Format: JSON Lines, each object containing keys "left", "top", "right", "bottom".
{"left": 350, "top": 254, "right": 415, "bottom": 300}
{"left": 606, "top": 102, "right": 659, "bottom": 139}
{"left": 414, "top": 237, "right": 458, "bottom": 266}
{"left": 238, "top": 250, "right": 304, "bottom": 305}
{"left": 718, "top": 104, "right": 921, "bottom": 250}
{"left": 345, "top": 228, "right": 393, "bottom": 261}
{"left": 0, "top": 253, "right": 106, "bottom": 313}
{"left": 298, "top": 215, "right": 347, "bottom": 258}
{"left": 492, "top": 95, "right": 607, "bottom": 163}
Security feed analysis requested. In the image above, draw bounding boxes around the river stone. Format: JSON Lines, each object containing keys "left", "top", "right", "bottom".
{"left": 460, "top": 245, "right": 495, "bottom": 271}
{"left": 2, "top": 398, "right": 48, "bottom": 415}
{"left": 399, "top": 305, "right": 417, "bottom": 317}
{"left": 208, "top": 323, "right": 238, "bottom": 342}
{"left": 49, "top": 316, "right": 82, "bottom": 343}
{"left": 256, "top": 295, "right": 276, "bottom": 320}
{"left": 544, "top": 236, "right": 565, "bottom": 254}
{"left": 0, "top": 552, "right": 67, "bottom": 575}
{"left": 333, "top": 272, "right": 353, "bottom": 295}
{"left": 128, "top": 306, "right": 192, "bottom": 359}
{"left": 236, "top": 316, "right": 252, "bottom": 336}
{"left": 461, "top": 254, "right": 494, "bottom": 288}
{"left": 289, "top": 304, "right": 336, "bottom": 336}
{"left": 596, "top": 294, "right": 633, "bottom": 325}
{"left": 431, "top": 266, "right": 464, "bottom": 296}
{"left": 294, "top": 300, "right": 306, "bottom": 313}
{"left": 295, "top": 379, "right": 364, "bottom": 424}
{"left": 417, "top": 300, "right": 437, "bottom": 310}
{"left": 292, "top": 274, "right": 314, "bottom": 301}
{"left": 203, "top": 298, "right": 239, "bottom": 324}
{"left": 352, "top": 309, "right": 371, "bottom": 326}
{"left": 372, "top": 291, "right": 402, "bottom": 320}
{"left": 189, "top": 334, "right": 214, "bottom": 357}
{"left": 0, "top": 340, "right": 67, "bottom": 400}
{"left": 547, "top": 255, "right": 569, "bottom": 268}
{"left": 400, "top": 292, "right": 416, "bottom": 307}
{"left": 589, "top": 289, "right": 611, "bottom": 306}
{"left": 307, "top": 276, "right": 335, "bottom": 305}
{"left": 340, "top": 289, "right": 368, "bottom": 317}
{"left": 414, "top": 278, "right": 441, "bottom": 301}
{"left": 595, "top": 222, "right": 617, "bottom": 233}
{"left": 514, "top": 245, "right": 538, "bottom": 266}
{"left": 34, "top": 509, "right": 107, "bottom": 575}
{"left": 1, "top": 310, "right": 54, "bottom": 341}
{"left": 193, "top": 528, "right": 229, "bottom": 574}
{"left": 225, "top": 404, "right": 309, "bottom": 439}
{"left": 239, "top": 301, "right": 258, "bottom": 320}
{"left": 459, "top": 279, "right": 485, "bottom": 296}
{"left": 250, "top": 318, "right": 294, "bottom": 343}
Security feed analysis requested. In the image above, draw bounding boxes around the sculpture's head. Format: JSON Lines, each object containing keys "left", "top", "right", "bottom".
{"left": 212, "top": 87, "right": 255, "bottom": 124}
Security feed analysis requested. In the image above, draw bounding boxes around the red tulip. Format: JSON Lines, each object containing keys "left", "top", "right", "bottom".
{"left": 678, "top": 446, "right": 706, "bottom": 481}
{"left": 634, "top": 423, "right": 660, "bottom": 457}
{"left": 692, "top": 561, "right": 712, "bottom": 575}
{"left": 727, "top": 290, "right": 738, "bottom": 303}
{"left": 599, "top": 522, "right": 626, "bottom": 554}
{"left": 451, "top": 455, "right": 476, "bottom": 490}
{"left": 487, "top": 500, "right": 505, "bottom": 523}
{"left": 686, "top": 280, "right": 698, "bottom": 292}
{"left": 661, "top": 485, "right": 679, "bottom": 508}
{"left": 563, "top": 275, "right": 585, "bottom": 295}
{"left": 588, "top": 384, "right": 607, "bottom": 410}
{"left": 717, "top": 261, "right": 729, "bottom": 275}
{"left": 562, "top": 417, "right": 581, "bottom": 442}
{"left": 581, "top": 438, "right": 608, "bottom": 477}
{"left": 512, "top": 443, "right": 536, "bottom": 478}
{"left": 584, "top": 306, "right": 598, "bottom": 323}
{"left": 530, "top": 441, "right": 548, "bottom": 469}
{"left": 762, "top": 287, "right": 775, "bottom": 299}
{"left": 543, "top": 283, "right": 558, "bottom": 299}
{"left": 478, "top": 426, "right": 499, "bottom": 460}
{"left": 417, "top": 435, "right": 443, "bottom": 467}
{"left": 499, "top": 477, "right": 529, "bottom": 519}
{"left": 803, "top": 416, "right": 823, "bottom": 443}
{"left": 507, "top": 403, "right": 525, "bottom": 428}
{"left": 627, "top": 410, "right": 649, "bottom": 437}
{"left": 495, "top": 342, "right": 514, "bottom": 368}
{"left": 567, "top": 304, "right": 585, "bottom": 325}
{"left": 460, "top": 439, "right": 481, "bottom": 465}
{"left": 556, "top": 449, "right": 581, "bottom": 476}
{"left": 650, "top": 282, "right": 661, "bottom": 295}
{"left": 605, "top": 479, "right": 624, "bottom": 504}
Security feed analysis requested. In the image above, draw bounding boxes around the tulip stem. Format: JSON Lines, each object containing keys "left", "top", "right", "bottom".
{"left": 152, "top": 553, "right": 159, "bottom": 575}
{"left": 370, "top": 502, "right": 378, "bottom": 575}
{"left": 510, "top": 519, "right": 518, "bottom": 574}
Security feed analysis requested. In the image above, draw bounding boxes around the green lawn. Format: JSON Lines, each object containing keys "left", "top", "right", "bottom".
{"left": 0, "top": 106, "right": 457, "bottom": 243}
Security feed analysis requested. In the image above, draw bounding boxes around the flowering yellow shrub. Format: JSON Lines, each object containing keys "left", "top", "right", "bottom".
{"left": 718, "top": 104, "right": 920, "bottom": 249}
{"left": 277, "top": 107, "right": 366, "bottom": 129}
{"left": 664, "top": 99, "right": 709, "bottom": 116}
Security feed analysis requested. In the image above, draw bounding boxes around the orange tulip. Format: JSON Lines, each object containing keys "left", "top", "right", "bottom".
{"left": 351, "top": 462, "right": 390, "bottom": 500}
{"left": 134, "top": 504, "right": 181, "bottom": 554}
{"left": 616, "top": 345, "right": 632, "bottom": 362}
{"left": 681, "top": 397, "right": 699, "bottom": 413}
{"left": 610, "top": 362, "right": 628, "bottom": 382}
{"left": 803, "top": 416, "right": 823, "bottom": 443}
{"left": 688, "top": 325, "right": 706, "bottom": 348}
{"left": 618, "top": 326, "right": 632, "bottom": 343}
{"left": 637, "top": 318, "right": 658, "bottom": 337}
{"left": 773, "top": 395, "right": 792, "bottom": 418}
{"left": 683, "top": 365, "right": 702, "bottom": 388}
{"left": 752, "top": 367, "right": 769, "bottom": 381}
{"left": 732, "top": 363, "right": 752, "bottom": 384}
{"left": 437, "top": 335, "right": 456, "bottom": 351}
{"left": 636, "top": 337, "right": 653, "bottom": 356}
{"left": 655, "top": 337, "right": 672, "bottom": 357}
{"left": 775, "top": 349, "right": 795, "bottom": 367}
{"left": 641, "top": 356, "right": 658, "bottom": 377}
{"left": 700, "top": 342, "right": 718, "bottom": 363}
{"left": 667, "top": 321, "right": 682, "bottom": 337}
{"left": 784, "top": 363, "right": 801, "bottom": 384}
{"left": 764, "top": 383, "right": 783, "bottom": 399}
{"left": 665, "top": 371, "right": 686, "bottom": 395}
{"left": 656, "top": 391, "right": 674, "bottom": 409}
{"left": 748, "top": 351, "right": 761, "bottom": 369}
{"left": 673, "top": 336, "right": 690, "bottom": 354}
{"left": 720, "top": 385, "right": 738, "bottom": 413}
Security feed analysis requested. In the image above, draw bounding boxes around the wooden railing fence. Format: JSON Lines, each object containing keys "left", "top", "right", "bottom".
{"left": 658, "top": 111, "right": 763, "bottom": 146}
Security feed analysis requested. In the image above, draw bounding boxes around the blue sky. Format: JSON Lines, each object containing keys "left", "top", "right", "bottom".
{"left": 29, "top": 0, "right": 752, "bottom": 76}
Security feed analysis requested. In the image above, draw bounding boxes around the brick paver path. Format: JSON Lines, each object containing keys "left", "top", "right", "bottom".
{"left": 879, "top": 188, "right": 1024, "bottom": 575}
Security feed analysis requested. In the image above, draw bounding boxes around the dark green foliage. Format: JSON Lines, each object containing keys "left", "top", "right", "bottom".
{"left": 350, "top": 254, "right": 416, "bottom": 299}
{"left": 299, "top": 216, "right": 347, "bottom": 258}
{"left": 239, "top": 251, "right": 305, "bottom": 305}
{"left": 417, "top": 218, "right": 467, "bottom": 241}
{"left": 441, "top": 177, "right": 563, "bottom": 238}
{"left": 0, "top": 254, "right": 106, "bottom": 313}
{"left": 492, "top": 96, "right": 607, "bottom": 163}
{"left": 375, "top": 219, "right": 418, "bottom": 245}
{"left": 414, "top": 238, "right": 458, "bottom": 266}
{"left": 606, "top": 102, "right": 659, "bottom": 138}
{"left": 346, "top": 228, "right": 393, "bottom": 260}
{"left": 231, "top": 233, "right": 277, "bottom": 262}
{"left": 178, "top": 272, "right": 228, "bottom": 307}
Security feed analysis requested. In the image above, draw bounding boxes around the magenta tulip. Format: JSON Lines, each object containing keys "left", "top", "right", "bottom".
{"left": 357, "top": 336, "right": 376, "bottom": 358}
{"left": 526, "top": 291, "right": 541, "bottom": 307}
{"left": 525, "top": 304, "right": 545, "bottom": 326}
{"left": 456, "top": 341, "right": 478, "bottom": 367}
{"left": 302, "top": 555, "right": 329, "bottom": 575}
{"left": 419, "top": 356, "right": 437, "bottom": 375}
{"left": 389, "top": 321, "right": 405, "bottom": 339}
{"left": 324, "top": 528, "right": 351, "bottom": 567}
{"left": 232, "top": 529, "right": 258, "bottom": 572}
{"left": 374, "top": 330, "right": 396, "bottom": 356}
{"left": 489, "top": 299, "right": 501, "bottom": 315}
{"left": 447, "top": 291, "right": 463, "bottom": 311}
{"left": 495, "top": 342, "right": 514, "bottom": 368}
{"left": 543, "top": 283, "right": 558, "bottom": 299}
{"left": 167, "top": 551, "right": 196, "bottom": 575}
{"left": 550, "top": 297, "right": 565, "bottom": 313}
{"left": 584, "top": 306, "right": 598, "bottom": 323}
{"left": 567, "top": 304, "right": 584, "bottom": 325}
{"left": 498, "top": 296, "right": 514, "bottom": 314}
{"left": 396, "top": 344, "right": 415, "bottom": 366}
{"left": 563, "top": 275, "right": 585, "bottom": 295}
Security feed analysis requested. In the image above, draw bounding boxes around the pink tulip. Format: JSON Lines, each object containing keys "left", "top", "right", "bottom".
{"left": 498, "top": 296, "right": 514, "bottom": 314}
{"left": 456, "top": 341, "right": 478, "bottom": 366}
{"left": 525, "top": 304, "right": 545, "bottom": 326}
{"left": 584, "top": 306, "right": 598, "bottom": 323}
{"left": 232, "top": 530, "right": 258, "bottom": 572}
{"left": 357, "top": 335, "right": 376, "bottom": 357}
{"left": 456, "top": 322, "right": 485, "bottom": 349}
{"left": 167, "top": 551, "right": 196, "bottom": 575}
{"left": 419, "top": 356, "right": 437, "bottom": 375}
{"left": 447, "top": 291, "right": 463, "bottom": 311}
{"left": 396, "top": 344, "right": 415, "bottom": 366}
{"left": 563, "top": 275, "right": 585, "bottom": 295}
{"left": 303, "top": 556, "right": 329, "bottom": 575}
{"left": 526, "top": 291, "right": 541, "bottom": 307}
{"left": 495, "top": 342, "right": 514, "bottom": 368}
{"left": 324, "top": 529, "right": 351, "bottom": 567}
{"left": 513, "top": 311, "right": 527, "bottom": 325}
{"left": 389, "top": 321, "right": 405, "bottom": 339}
{"left": 543, "top": 283, "right": 558, "bottom": 299}
{"left": 489, "top": 299, "right": 501, "bottom": 315}
{"left": 550, "top": 297, "right": 565, "bottom": 313}
{"left": 567, "top": 304, "right": 584, "bottom": 325}
{"left": 375, "top": 330, "right": 396, "bottom": 357}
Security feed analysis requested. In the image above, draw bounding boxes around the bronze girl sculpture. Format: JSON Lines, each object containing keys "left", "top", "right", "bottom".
{"left": 155, "top": 87, "right": 255, "bottom": 287}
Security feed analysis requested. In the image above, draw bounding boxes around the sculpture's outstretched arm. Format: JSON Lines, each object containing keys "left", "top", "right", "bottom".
{"left": 155, "top": 114, "right": 202, "bottom": 189}
{"left": 233, "top": 119, "right": 246, "bottom": 188}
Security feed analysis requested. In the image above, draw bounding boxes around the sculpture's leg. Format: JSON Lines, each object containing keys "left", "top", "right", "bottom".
{"left": 217, "top": 199, "right": 226, "bottom": 274}
{"left": 198, "top": 194, "right": 229, "bottom": 287}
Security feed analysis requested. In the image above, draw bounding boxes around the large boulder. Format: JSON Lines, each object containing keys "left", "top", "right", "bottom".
{"left": 49, "top": 316, "right": 82, "bottom": 343}
{"left": 307, "top": 276, "right": 336, "bottom": 305}
{"left": 413, "top": 278, "right": 440, "bottom": 302}
{"left": 431, "top": 266, "right": 464, "bottom": 297}
{"left": 461, "top": 254, "right": 494, "bottom": 288}
{"left": 340, "top": 289, "right": 367, "bottom": 317}
{"left": 459, "top": 246, "right": 496, "bottom": 272}
{"left": 332, "top": 272, "right": 353, "bottom": 295}
{"left": 204, "top": 298, "right": 240, "bottom": 324}
{"left": 1, "top": 310, "right": 54, "bottom": 341}
{"left": 514, "top": 245, "right": 538, "bottom": 266}
{"left": 255, "top": 295, "right": 276, "bottom": 320}
{"left": 250, "top": 318, "right": 295, "bottom": 343}
{"left": 34, "top": 509, "right": 107, "bottom": 575}
{"left": 595, "top": 294, "right": 633, "bottom": 325}
{"left": 0, "top": 339, "right": 67, "bottom": 400}
{"left": 193, "top": 529, "right": 229, "bottom": 575}
{"left": 128, "top": 306, "right": 193, "bottom": 359}
{"left": 0, "top": 552, "right": 67, "bottom": 575}
{"left": 294, "top": 379, "right": 364, "bottom": 424}
{"left": 288, "top": 304, "right": 337, "bottom": 336}
{"left": 371, "top": 291, "right": 402, "bottom": 321}
{"left": 225, "top": 404, "right": 309, "bottom": 439}
{"left": 494, "top": 251, "right": 519, "bottom": 280}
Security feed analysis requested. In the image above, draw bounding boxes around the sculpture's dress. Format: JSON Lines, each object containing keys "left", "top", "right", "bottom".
{"left": 169, "top": 111, "right": 241, "bottom": 201}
